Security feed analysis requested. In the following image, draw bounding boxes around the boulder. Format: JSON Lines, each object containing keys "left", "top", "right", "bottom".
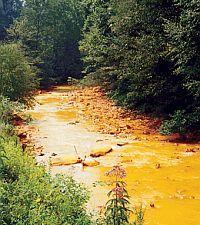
{"left": 90, "top": 146, "right": 112, "bottom": 157}
{"left": 51, "top": 156, "right": 82, "bottom": 166}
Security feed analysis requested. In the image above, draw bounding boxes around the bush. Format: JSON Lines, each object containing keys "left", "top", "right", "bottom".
{"left": 0, "top": 96, "right": 23, "bottom": 124}
{"left": 0, "top": 132, "right": 92, "bottom": 225}
{"left": 0, "top": 43, "right": 38, "bottom": 105}
{"left": 160, "top": 109, "right": 200, "bottom": 136}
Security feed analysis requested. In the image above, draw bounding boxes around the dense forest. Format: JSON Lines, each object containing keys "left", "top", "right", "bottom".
{"left": 1, "top": 0, "right": 199, "bottom": 136}
{"left": 0, "top": 0, "right": 200, "bottom": 224}
{"left": 80, "top": 0, "right": 200, "bottom": 136}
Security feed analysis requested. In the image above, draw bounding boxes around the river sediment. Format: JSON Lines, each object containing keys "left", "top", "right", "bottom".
{"left": 19, "top": 85, "right": 200, "bottom": 225}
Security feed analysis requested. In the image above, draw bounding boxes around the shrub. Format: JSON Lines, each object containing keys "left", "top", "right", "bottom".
{"left": 0, "top": 132, "right": 92, "bottom": 225}
{"left": 0, "top": 96, "right": 23, "bottom": 124}
{"left": 160, "top": 109, "right": 200, "bottom": 136}
{"left": 0, "top": 43, "right": 38, "bottom": 105}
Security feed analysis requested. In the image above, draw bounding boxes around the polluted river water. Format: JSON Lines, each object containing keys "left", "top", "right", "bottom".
{"left": 22, "top": 86, "right": 200, "bottom": 225}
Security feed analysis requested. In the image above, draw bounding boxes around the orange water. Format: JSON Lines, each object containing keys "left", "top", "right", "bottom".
{"left": 25, "top": 86, "right": 200, "bottom": 225}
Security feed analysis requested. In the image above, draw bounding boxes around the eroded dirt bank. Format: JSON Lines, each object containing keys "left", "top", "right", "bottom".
{"left": 19, "top": 85, "right": 200, "bottom": 225}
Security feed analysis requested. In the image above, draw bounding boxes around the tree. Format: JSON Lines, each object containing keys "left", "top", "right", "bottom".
{"left": 0, "top": 43, "right": 38, "bottom": 105}
{"left": 81, "top": 0, "right": 177, "bottom": 111}
{"left": 160, "top": 0, "right": 200, "bottom": 135}
{"left": 81, "top": 0, "right": 200, "bottom": 135}
{"left": 80, "top": 0, "right": 113, "bottom": 82}
{"left": 0, "top": 0, "right": 22, "bottom": 40}
{"left": 10, "top": 0, "right": 85, "bottom": 86}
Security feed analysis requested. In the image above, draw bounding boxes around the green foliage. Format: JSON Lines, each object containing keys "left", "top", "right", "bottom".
{"left": 10, "top": 0, "right": 85, "bottom": 85}
{"left": 163, "top": 0, "right": 200, "bottom": 134}
{"left": 0, "top": 138, "right": 6, "bottom": 171}
{"left": 81, "top": 0, "right": 180, "bottom": 113}
{"left": 132, "top": 205, "right": 145, "bottom": 225}
{"left": 160, "top": 110, "right": 188, "bottom": 135}
{"left": 0, "top": 45, "right": 92, "bottom": 224}
{"left": 0, "top": 43, "right": 38, "bottom": 105}
{"left": 80, "top": 0, "right": 200, "bottom": 135}
{"left": 0, "top": 96, "right": 23, "bottom": 124}
{"left": 0, "top": 0, "right": 22, "bottom": 40}
{"left": 160, "top": 109, "right": 200, "bottom": 135}
{"left": 80, "top": 0, "right": 112, "bottom": 77}
{"left": 0, "top": 131, "right": 92, "bottom": 225}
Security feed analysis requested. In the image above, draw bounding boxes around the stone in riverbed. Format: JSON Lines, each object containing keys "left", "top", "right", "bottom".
{"left": 83, "top": 158, "right": 100, "bottom": 167}
{"left": 90, "top": 146, "right": 113, "bottom": 157}
{"left": 51, "top": 156, "right": 82, "bottom": 166}
{"left": 51, "top": 152, "right": 57, "bottom": 156}
{"left": 117, "top": 142, "right": 129, "bottom": 147}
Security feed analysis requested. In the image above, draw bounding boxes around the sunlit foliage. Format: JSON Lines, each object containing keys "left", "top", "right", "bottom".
{"left": 0, "top": 130, "right": 92, "bottom": 225}
{"left": 0, "top": 43, "right": 38, "bottom": 105}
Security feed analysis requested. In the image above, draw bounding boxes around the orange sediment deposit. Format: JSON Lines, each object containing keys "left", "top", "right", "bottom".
{"left": 18, "top": 85, "right": 200, "bottom": 225}
{"left": 66, "top": 86, "right": 164, "bottom": 141}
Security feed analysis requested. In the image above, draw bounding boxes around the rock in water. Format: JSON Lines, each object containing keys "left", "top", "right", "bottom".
{"left": 83, "top": 158, "right": 100, "bottom": 167}
{"left": 90, "top": 146, "right": 112, "bottom": 157}
{"left": 51, "top": 156, "right": 82, "bottom": 166}
{"left": 117, "top": 142, "right": 129, "bottom": 147}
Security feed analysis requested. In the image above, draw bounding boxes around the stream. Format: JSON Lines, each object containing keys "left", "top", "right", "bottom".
{"left": 22, "top": 85, "right": 200, "bottom": 225}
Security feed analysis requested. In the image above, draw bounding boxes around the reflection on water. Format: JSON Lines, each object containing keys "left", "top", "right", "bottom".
{"left": 25, "top": 86, "right": 200, "bottom": 225}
